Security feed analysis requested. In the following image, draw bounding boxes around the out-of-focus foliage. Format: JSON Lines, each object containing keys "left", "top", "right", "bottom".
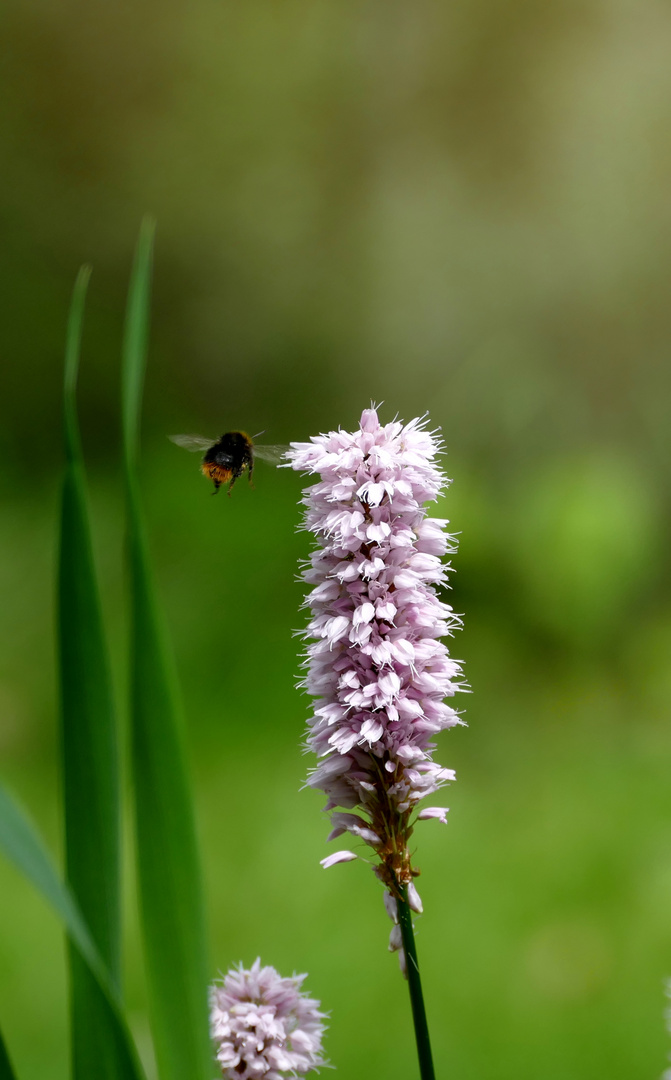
{"left": 122, "top": 222, "right": 212, "bottom": 1080}
{"left": 0, "top": 1, "right": 670, "bottom": 1078}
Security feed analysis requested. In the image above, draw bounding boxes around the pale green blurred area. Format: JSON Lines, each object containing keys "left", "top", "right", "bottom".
{"left": 1, "top": 0, "right": 671, "bottom": 1077}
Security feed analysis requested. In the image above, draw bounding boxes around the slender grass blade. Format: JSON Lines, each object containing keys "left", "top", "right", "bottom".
{"left": 122, "top": 220, "right": 212, "bottom": 1080}
{"left": 0, "top": 784, "right": 146, "bottom": 1080}
{"left": 59, "top": 265, "right": 125, "bottom": 1079}
{"left": 0, "top": 1023, "right": 18, "bottom": 1080}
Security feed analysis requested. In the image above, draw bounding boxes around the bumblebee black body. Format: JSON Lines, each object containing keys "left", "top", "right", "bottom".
{"left": 201, "top": 431, "right": 254, "bottom": 494}
{"left": 170, "top": 428, "right": 286, "bottom": 493}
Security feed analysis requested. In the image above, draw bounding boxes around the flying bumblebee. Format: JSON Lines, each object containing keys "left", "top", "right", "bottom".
{"left": 170, "top": 431, "right": 287, "bottom": 494}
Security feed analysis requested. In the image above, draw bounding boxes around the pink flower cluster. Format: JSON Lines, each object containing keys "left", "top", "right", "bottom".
{"left": 210, "top": 959, "right": 327, "bottom": 1079}
{"left": 288, "top": 408, "right": 465, "bottom": 892}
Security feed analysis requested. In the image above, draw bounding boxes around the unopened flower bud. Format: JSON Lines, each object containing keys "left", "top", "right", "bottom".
{"left": 406, "top": 882, "right": 423, "bottom": 914}
{"left": 384, "top": 892, "right": 399, "bottom": 923}
{"left": 388, "top": 923, "right": 403, "bottom": 952}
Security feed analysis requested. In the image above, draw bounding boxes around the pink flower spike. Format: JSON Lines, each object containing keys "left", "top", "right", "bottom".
{"left": 417, "top": 807, "right": 450, "bottom": 824}
{"left": 210, "top": 960, "right": 327, "bottom": 1078}
{"left": 320, "top": 850, "right": 358, "bottom": 868}
{"left": 289, "top": 407, "right": 466, "bottom": 908}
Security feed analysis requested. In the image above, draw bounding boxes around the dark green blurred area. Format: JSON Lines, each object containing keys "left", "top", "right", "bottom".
{"left": 1, "top": 1, "right": 671, "bottom": 1077}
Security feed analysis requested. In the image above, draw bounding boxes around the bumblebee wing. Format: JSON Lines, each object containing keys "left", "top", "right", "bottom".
{"left": 169, "top": 434, "right": 215, "bottom": 453}
{"left": 252, "top": 443, "right": 290, "bottom": 466}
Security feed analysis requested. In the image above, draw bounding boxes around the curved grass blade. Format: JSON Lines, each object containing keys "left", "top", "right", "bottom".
{"left": 0, "top": 783, "right": 146, "bottom": 1080}
{"left": 60, "top": 265, "right": 124, "bottom": 1079}
{"left": 122, "top": 220, "right": 212, "bottom": 1080}
{"left": 0, "top": 1023, "right": 18, "bottom": 1080}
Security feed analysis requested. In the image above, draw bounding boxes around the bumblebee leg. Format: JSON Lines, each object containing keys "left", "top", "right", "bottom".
{"left": 211, "top": 479, "right": 221, "bottom": 495}
{"left": 227, "top": 475, "right": 237, "bottom": 497}
{"left": 248, "top": 461, "right": 255, "bottom": 489}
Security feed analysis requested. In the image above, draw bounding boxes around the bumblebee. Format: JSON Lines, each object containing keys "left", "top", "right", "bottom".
{"left": 170, "top": 430, "right": 287, "bottom": 494}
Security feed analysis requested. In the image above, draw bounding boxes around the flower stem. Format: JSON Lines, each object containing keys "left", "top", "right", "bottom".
{"left": 397, "top": 886, "right": 436, "bottom": 1080}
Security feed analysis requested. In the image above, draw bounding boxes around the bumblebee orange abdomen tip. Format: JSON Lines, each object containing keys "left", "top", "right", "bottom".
{"left": 202, "top": 462, "right": 233, "bottom": 483}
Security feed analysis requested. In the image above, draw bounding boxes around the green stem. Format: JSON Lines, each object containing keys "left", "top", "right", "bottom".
{"left": 397, "top": 886, "right": 436, "bottom": 1080}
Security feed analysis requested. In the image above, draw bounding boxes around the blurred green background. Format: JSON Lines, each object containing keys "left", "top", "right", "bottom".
{"left": 1, "top": 1, "right": 671, "bottom": 1077}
